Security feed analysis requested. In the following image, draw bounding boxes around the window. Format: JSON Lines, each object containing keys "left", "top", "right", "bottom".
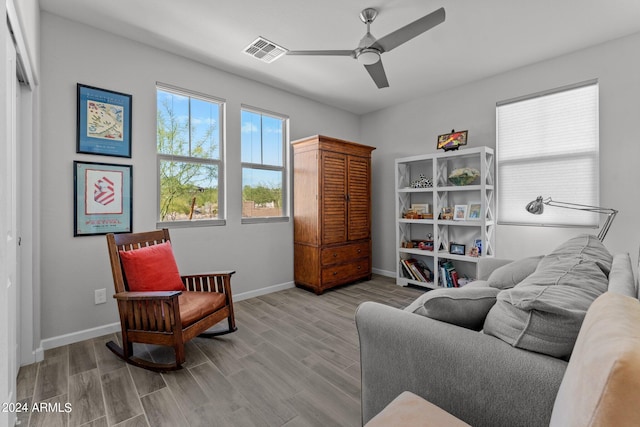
{"left": 497, "top": 80, "right": 599, "bottom": 227}
{"left": 156, "top": 84, "right": 224, "bottom": 225}
{"left": 241, "top": 106, "right": 289, "bottom": 222}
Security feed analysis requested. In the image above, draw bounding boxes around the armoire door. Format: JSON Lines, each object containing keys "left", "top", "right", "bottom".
{"left": 347, "top": 155, "right": 371, "bottom": 241}
{"left": 320, "top": 151, "right": 347, "bottom": 245}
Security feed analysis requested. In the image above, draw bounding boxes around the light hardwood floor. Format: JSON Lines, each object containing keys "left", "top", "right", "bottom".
{"left": 17, "top": 275, "right": 424, "bottom": 427}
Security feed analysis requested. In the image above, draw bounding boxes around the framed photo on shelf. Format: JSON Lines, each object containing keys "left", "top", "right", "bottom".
{"left": 467, "top": 203, "right": 481, "bottom": 220}
{"left": 77, "top": 84, "right": 132, "bottom": 158}
{"left": 74, "top": 161, "right": 132, "bottom": 236}
{"left": 453, "top": 204, "right": 468, "bottom": 220}
{"left": 450, "top": 243, "right": 466, "bottom": 255}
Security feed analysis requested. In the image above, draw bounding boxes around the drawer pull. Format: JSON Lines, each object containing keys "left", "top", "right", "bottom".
{"left": 333, "top": 271, "right": 338, "bottom": 275}
{"left": 333, "top": 253, "right": 338, "bottom": 257}
{"left": 358, "top": 265, "right": 362, "bottom": 270}
{"left": 357, "top": 248, "right": 361, "bottom": 253}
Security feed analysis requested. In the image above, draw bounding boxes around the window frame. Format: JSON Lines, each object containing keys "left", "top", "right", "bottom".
{"left": 496, "top": 79, "right": 600, "bottom": 228}
{"left": 156, "top": 82, "right": 226, "bottom": 228}
{"left": 240, "top": 104, "right": 290, "bottom": 224}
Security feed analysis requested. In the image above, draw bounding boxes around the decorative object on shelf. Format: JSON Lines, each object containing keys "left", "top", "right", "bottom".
{"left": 468, "top": 246, "right": 479, "bottom": 257}
{"left": 440, "top": 207, "right": 454, "bottom": 220}
{"left": 450, "top": 243, "right": 466, "bottom": 255}
{"left": 74, "top": 161, "right": 132, "bottom": 236}
{"left": 474, "top": 239, "right": 482, "bottom": 255}
{"left": 448, "top": 167, "right": 480, "bottom": 186}
{"left": 467, "top": 203, "right": 481, "bottom": 220}
{"left": 410, "top": 174, "right": 433, "bottom": 188}
{"left": 411, "top": 203, "right": 430, "bottom": 214}
{"left": 418, "top": 240, "right": 434, "bottom": 251}
{"left": 454, "top": 205, "right": 468, "bottom": 220}
{"left": 525, "top": 196, "right": 618, "bottom": 242}
{"left": 437, "top": 129, "right": 468, "bottom": 151}
{"left": 77, "top": 84, "right": 132, "bottom": 158}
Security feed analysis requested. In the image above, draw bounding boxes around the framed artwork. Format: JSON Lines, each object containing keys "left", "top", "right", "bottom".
{"left": 437, "top": 129, "right": 468, "bottom": 151}
{"left": 453, "top": 204, "right": 468, "bottom": 220}
{"left": 467, "top": 203, "right": 481, "bottom": 220}
{"left": 77, "top": 84, "right": 132, "bottom": 158}
{"left": 450, "top": 243, "right": 466, "bottom": 255}
{"left": 74, "top": 161, "right": 132, "bottom": 236}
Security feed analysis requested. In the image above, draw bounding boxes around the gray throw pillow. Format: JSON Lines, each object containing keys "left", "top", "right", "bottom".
{"left": 538, "top": 234, "right": 613, "bottom": 276}
{"left": 486, "top": 255, "right": 543, "bottom": 290}
{"left": 483, "top": 256, "right": 608, "bottom": 359}
{"left": 405, "top": 287, "right": 500, "bottom": 331}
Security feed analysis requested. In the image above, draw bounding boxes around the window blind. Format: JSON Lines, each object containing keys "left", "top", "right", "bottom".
{"left": 497, "top": 81, "right": 599, "bottom": 227}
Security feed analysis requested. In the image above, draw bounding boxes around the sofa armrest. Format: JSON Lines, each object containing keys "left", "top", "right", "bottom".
{"left": 356, "top": 302, "right": 567, "bottom": 427}
{"left": 476, "top": 257, "right": 513, "bottom": 280}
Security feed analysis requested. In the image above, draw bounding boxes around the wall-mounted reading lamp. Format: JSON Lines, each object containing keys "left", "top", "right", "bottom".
{"left": 525, "top": 196, "right": 618, "bottom": 242}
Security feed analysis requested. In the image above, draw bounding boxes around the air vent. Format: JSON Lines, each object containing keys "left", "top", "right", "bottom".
{"left": 243, "top": 37, "right": 288, "bottom": 63}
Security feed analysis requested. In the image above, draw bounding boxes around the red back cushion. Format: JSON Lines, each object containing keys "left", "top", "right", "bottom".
{"left": 119, "top": 241, "right": 185, "bottom": 292}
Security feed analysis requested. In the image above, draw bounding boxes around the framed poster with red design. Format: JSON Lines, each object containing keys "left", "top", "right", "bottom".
{"left": 74, "top": 161, "right": 132, "bottom": 236}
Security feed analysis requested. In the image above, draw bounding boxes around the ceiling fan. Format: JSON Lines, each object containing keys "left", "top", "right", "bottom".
{"left": 286, "top": 7, "right": 445, "bottom": 89}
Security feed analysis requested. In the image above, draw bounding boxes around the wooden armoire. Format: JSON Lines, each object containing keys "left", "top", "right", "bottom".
{"left": 292, "top": 135, "right": 376, "bottom": 294}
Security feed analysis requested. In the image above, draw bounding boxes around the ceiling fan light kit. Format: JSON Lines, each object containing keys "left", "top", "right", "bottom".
{"left": 286, "top": 6, "right": 445, "bottom": 89}
{"left": 357, "top": 49, "right": 380, "bottom": 65}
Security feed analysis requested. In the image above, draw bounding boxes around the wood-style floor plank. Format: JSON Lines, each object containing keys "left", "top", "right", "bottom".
{"left": 16, "top": 276, "right": 424, "bottom": 427}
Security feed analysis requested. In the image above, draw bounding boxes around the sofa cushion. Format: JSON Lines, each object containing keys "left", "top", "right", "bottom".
{"left": 538, "top": 234, "right": 612, "bottom": 276}
{"left": 549, "top": 292, "right": 640, "bottom": 426}
{"left": 365, "top": 391, "right": 471, "bottom": 427}
{"left": 405, "top": 287, "right": 500, "bottom": 331}
{"left": 119, "top": 242, "right": 186, "bottom": 292}
{"left": 485, "top": 255, "right": 543, "bottom": 290}
{"left": 483, "top": 255, "right": 608, "bottom": 358}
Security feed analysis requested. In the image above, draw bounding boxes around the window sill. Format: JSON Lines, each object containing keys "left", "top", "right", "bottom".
{"left": 241, "top": 216, "right": 290, "bottom": 225}
{"left": 156, "top": 219, "right": 226, "bottom": 229}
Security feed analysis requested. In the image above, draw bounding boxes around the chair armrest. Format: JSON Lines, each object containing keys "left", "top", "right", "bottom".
{"left": 476, "top": 257, "right": 513, "bottom": 280}
{"left": 181, "top": 272, "right": 235, "bottom": 296}
{"left": 113, "top": 291, "right": 182, "bottom": 300}
{"left": 356, "top": 302, "right": 567, "bottom": 427}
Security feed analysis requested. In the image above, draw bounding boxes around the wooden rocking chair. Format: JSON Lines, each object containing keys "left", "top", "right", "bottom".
{"left": 106, "top": 229, "right": 236, "bottom": 371}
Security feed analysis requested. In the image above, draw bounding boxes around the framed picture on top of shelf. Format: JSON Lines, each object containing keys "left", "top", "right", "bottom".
{"left": 77, "top": 84, "right": 132, "bottom": 158}
{"left": 437, "top": 129, "right": 468, "bottom": 151}
{"left": 453, "top": 205, "right": 468, "bottom": 220}
{"left": 467, "top": 203, "right": 481, "bottom": 220}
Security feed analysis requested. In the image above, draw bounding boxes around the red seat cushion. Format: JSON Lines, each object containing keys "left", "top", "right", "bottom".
{"left": 119, "top": 242, "right": 185, "bottom": 292}
{"left": 178, "top": 291, "right": 227, "bottom": 327}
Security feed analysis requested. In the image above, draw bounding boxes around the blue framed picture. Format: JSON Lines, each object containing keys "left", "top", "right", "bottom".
{"left": 74, "top": 161, "right": 132, "bottom": 236}
{"left": 77, "top": 84, "right": 132, "bottom": 158}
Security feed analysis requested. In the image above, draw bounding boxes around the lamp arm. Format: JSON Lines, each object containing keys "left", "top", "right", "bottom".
{"left": 545, "top": 199, "right": 618, "bottom": 215}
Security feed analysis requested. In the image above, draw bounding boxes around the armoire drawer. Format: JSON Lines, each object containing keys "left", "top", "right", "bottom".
{"left": 321, "top": 242, "right": 369, "bottom": 266}
{"left": 322, "top": 258, "right": 370, "bottom": 285}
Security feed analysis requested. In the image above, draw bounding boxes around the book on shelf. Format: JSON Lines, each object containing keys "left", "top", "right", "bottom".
{"left": 439, "top": 260, "right": 459, "bottom": 288}
{"left": 400, "top": 258, "right": 432, "bottom": 282}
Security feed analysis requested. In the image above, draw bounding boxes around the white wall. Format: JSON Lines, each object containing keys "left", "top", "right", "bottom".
{"left": 39, "top": 13, "right": 360, "bottom": 341}
{"left": 363, "top": 32, "right": 640, "bottom": 274}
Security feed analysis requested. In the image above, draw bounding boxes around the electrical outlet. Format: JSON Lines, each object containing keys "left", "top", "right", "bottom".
{"left": 95, "top": 288, "right": 107, "bottom": 305}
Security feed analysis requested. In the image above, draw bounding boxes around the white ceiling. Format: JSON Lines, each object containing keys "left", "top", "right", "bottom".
{"left": 39, "top": 0, "right": 640, "bottom": 115}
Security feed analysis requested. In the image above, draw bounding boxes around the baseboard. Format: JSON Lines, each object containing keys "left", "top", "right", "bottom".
{"left": 40, "top": 322, "right": 120, "bottom": 351}
{"left": 233, "top": 280, "right": 295, "bottom": 302}
{"left": 372, "top": 267, "right": 395, "bottom": 278}
{"left": 38, "top": 281, "right": 296, "bottom": 350}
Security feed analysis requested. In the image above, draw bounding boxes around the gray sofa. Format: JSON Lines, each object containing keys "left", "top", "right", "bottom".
{"left": 356, "top": 236, "right": 638, "bottom": 426}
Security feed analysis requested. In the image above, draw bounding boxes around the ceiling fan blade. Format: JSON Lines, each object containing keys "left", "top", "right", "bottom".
{"left": 373, "top": 7, "right": 445, "bottom": 53}
{"left": 287, "top": 50, "right": 354, "bottom": 56}
{"left": 364, "top": 60, "right": 389, "bottom": 89}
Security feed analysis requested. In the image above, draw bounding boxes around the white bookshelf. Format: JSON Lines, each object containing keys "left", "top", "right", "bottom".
{"left": 395, "top": 146, "right": 495, "bottom": 289}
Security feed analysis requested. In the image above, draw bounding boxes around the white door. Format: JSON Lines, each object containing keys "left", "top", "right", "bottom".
{"left": 1, "top": 24, "right": 19, "bottom": 427}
